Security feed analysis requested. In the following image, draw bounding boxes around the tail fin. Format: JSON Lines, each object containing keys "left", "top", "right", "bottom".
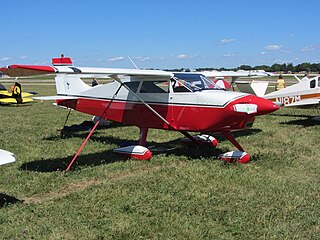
{"left": 11, "top": 82, "right": 22, "bottom": 103}
{"left": 55, "top": 75, "right": 91, "bottom": 95}
{"left": 236, "top": 80, "right": 269, "bottom": 97}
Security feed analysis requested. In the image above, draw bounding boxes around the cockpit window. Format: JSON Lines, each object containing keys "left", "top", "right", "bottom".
{"left": 310, "top": 79, "right": 316, "bottom": 89}
{"left": 140, "top": 81, "right": 168, "bottom": 93}
{"left": 124, "top": 81, "right": 140, "bottom": 93}
{"left": 172, "top": 73, "right": 223, "bottom": 92}
{"left": 318, "top": 77, "right": 320, "bottom": 87}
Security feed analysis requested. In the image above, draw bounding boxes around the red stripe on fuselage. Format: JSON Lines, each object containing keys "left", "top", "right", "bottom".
{"left": 56, "top": 96, "right": 255, "bottom": 132}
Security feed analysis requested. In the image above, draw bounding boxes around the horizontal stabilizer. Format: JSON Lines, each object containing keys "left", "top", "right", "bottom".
{"left": 33, "top": 96, "right": 79, "bottom": 101}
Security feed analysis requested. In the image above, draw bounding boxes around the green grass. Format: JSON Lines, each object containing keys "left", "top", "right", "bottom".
{"left": 0, "top": 83, "right": 319, "bottom": 239}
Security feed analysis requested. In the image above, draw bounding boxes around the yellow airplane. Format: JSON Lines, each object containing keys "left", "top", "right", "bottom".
{"left": 0, "top": 82, "right": 36, "bottom": 104}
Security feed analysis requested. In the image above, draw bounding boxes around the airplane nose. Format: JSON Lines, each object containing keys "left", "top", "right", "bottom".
{"left": 253, "top": 96, "right": 280, "bottom": 115}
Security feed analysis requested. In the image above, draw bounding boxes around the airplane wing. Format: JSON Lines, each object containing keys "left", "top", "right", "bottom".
{"left": 21, "top": 92, "right": 37, "bottom": 98}
{"left": 0, "top": 90, "right": 13, "bottom": 97}
{"left": 0, "top": 98, "right": 33, "bottom": 104}
{"left": 33, "top": 96, "right": 79, "bottom": 101}
{"left": 202, "top": 70, "right": 273, "bottom": 78}
{"left": 3, "top": 64, "right": 173, "bottom": 80}
{"left": 0, "top": 98, "right": 20, "bottom": 103}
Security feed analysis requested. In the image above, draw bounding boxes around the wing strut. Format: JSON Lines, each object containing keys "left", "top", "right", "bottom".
{"left": 66, "top": 76, "right": 200, "bottom": 172}
{"left": 112, "top": 76, "right": 199, "bottom": 145}
{"left": 65, "top": 83, "right": 124, "bottom": 173}
{"left": 112, "top": 75, "right": 176, "bottom": 129}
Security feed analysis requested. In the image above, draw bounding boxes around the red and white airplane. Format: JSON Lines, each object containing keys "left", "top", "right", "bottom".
{"left": 3, "top": 56, "right": 279, "bottom": 163}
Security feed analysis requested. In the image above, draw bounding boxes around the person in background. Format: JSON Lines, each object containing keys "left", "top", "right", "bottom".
{"left": 92, "top": 78, "right": 99, "bottom": 87}
{"left": 275, "top": 74, "right": 286, "bottom": 91}
{"left": 301, "top": 73, "right": 310, "bottom": 82}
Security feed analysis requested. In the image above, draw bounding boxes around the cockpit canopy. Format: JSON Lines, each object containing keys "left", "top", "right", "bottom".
{"left": 172, "top": 73, "right": 224, "bottom": 92}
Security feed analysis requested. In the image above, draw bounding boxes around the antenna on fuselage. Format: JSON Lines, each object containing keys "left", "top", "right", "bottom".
{"left": 128, "top": 57, "right": 139, "bottom": 70}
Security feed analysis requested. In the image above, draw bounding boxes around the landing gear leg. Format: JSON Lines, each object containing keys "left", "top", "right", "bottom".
{"left": 113, "top": 127, "right": 152, "bottom": 160}
{"left": 139, "top": 128, "right": 149, "bottom": 146}
{"left": 221, "top": 131, "right": 244, "bottom": 152}
{"left": 220, "top": 131, "right": 250, "bottom": 164}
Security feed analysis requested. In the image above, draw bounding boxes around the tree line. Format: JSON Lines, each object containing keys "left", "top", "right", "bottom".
{"left": 196, "top": 62, "right": 320, "bottom": 73}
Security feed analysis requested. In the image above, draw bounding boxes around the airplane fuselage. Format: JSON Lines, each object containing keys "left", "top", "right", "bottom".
{"left": 56, "top": 78, "right": 278, "bottom": 133}
{"left": 265, "top": 76, "right": 320, "bottom": 107}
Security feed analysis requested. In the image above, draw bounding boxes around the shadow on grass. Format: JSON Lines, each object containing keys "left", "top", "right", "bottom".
{"left": 270, "top": 113, "right": 317, "bottom": 118}
{"left": 0, "top": 193, "right": 22, "bottom": 208}
{"left": 20, "top": 149, "right": 128, "bottom": 173}
{"left": 280, "top": 117, "right": 320, "bottom": 127}
{"left": 20, "top": 128, "right": 262, "bottom": 172}
{"left": 44, "top": 121, "right": 126, "bottom": 141}
{"left": 269, "top": 112, "right": 320, "bottom": 127}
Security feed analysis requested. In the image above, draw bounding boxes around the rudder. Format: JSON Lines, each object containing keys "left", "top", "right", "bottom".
{"left": 11, "top": 82, "right": 22, "bottom": 103}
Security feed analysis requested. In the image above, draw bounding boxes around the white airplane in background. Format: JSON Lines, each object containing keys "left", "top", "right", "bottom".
{"left": 202, "top": 70, "right": 274, "bottom": 90}
{"left": 237, "top": 75, "right": 320, "bottom": 107}
{"left": 202, "top": 69, "right": 273, "bottom": 79}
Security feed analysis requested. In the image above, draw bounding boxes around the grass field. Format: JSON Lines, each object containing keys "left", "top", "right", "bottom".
{"left": 0, "top": 81, "right": 319, "bottom": 239}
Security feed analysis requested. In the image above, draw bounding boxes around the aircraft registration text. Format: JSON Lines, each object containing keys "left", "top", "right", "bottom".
{"left": 276, "top": 95, "right": 301, "bottom": 105}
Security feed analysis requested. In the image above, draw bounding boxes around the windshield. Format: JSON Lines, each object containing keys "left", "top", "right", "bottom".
{"left": 172, "top": 73, "right": 223, "bottom": 92}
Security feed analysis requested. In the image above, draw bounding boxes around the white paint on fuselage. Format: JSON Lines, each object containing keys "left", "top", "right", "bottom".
{"left": 265, "top": 77, "right": 320, "bottom": 99}
{"left": 68, "top": 79, "right": 249, "bottom": 107}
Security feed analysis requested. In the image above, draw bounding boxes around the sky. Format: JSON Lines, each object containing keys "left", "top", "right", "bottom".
{"left": 0, "top": 0, "right": 320, "bottom": 69}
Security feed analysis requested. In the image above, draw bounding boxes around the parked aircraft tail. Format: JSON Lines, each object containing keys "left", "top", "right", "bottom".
{"left": 236, "top": 80, "right": 269, "bottom": 97}
{"left": 55, "top": 75, "right": 91, "bottom": 96}
{"left": 11, "top": 82, "right": 23, "bottom": 103}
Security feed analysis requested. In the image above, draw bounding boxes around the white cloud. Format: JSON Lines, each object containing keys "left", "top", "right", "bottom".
{"left": 176, "top": 54, "right": 188, "bottom": 59}
{"left": 265, "top": 44, "right": 282, "bottom": 50}
{"left": 108, "top": 56, "right": 124, "bottom": 62}
{"left": 260, "top": 51, "right": 268, "bottom": 55}
{"left": 133, "top": 56, "right": 151, "bottom": 62}
{"left": 19, "top": 56, "right": 27, "bottom": 59}
{"left": 0, "top": 57, "right": 11, "bottom": 61}
{"left": 281, "top": 49, "right": 292, "bottom": 54}
{"left": 220, "top": 38, "right": 235, "bottom": 44}
{"left": 223, "top": 53, "right": 234, "bottom": 57}
{"left": 301, "top": 46, "right": 316, "bottom": 51}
